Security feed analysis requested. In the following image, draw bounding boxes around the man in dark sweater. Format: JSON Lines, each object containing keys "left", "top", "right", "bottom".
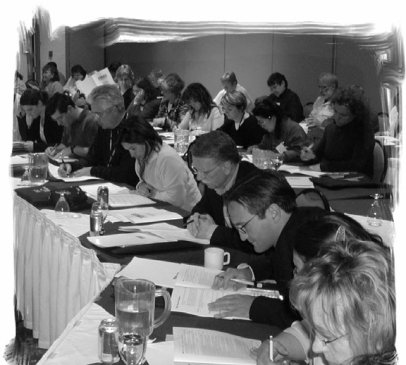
{"left": 208, "top": 170, "right": 327, "bottom": 329}
{"left": 187, "top": 131, "right": 260, "bottom": 251}
{"left": 264, "top": 72, "right": 304, "bottom": 123}
{"left": 58, "top": 84, "right": 139, "bottom": 187}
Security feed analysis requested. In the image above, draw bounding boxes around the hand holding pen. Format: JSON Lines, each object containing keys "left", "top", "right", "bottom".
{"left": 186, "top": 213, "right": 217, "bottom": 239}
{"left": 300, "top": 143, "right": 315, "bottom": 161}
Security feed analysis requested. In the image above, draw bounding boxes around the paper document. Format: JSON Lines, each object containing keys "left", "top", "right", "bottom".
{"left": 109, "top": 193, "right": 156, "bottom": 207}
{"left": 80, "top": 182, "right": 130, "bottom": 199}
{"left": 173, "top": 327, "right": 259, "bottom": 365}
{"left": 10, "top": 154, "right": 30, "bottom": 165}
{"left": 87, "top": 231, "right": 169, "bottom": 248}
{"left": 279, "top": 164, "right": 326, "bottom": 177}
{"left": 116, "top": 257, "right": 181, "bottom": 288}
{"left": 118, "top": 223, "right": 209, "bottom": 245}
{"left": 108, "top": 206, "right": 183, "bottom": 224}
{"left": 76, "top": 67, "right": 115, "bottom": 97}
{"left": 48, "top": 163, "right": 101, "bottom": 182}
{"left": 48, "top": 156, "right": 78, "bottom": 164}
{"left": 286, "top": 176, "right": 314, "bottom": 188}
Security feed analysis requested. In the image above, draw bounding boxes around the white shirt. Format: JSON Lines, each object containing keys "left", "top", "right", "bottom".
{"left": 135, "top": 143, "right": 201, "bottom": 212}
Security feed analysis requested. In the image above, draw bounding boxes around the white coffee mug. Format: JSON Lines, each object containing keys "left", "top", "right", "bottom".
{"left": 204, "top": 247, "right": 230, "bottom": 270}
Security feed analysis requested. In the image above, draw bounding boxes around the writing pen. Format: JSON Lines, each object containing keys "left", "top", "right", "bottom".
{"left": 230, "top": 278, "right": 277, "bottom": 287}
{"left": 269, "top": 335, "right": 274, "bottom": 361}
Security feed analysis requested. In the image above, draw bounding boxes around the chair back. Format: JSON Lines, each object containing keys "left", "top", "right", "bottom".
{"left": 296, "top": 188, "right": 330, "bottom": 211}
{"left": 372, "top": 139, "right": 387, "bottom": 183}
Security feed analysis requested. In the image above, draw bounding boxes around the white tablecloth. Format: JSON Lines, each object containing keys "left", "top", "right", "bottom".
{"left": 14, "top": 193, "right": 120, "bottom": 348}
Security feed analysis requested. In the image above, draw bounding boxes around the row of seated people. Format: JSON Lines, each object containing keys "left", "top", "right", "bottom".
{"left": 15, "top": 67, "right": 375, "bottom": 178}
{"left": 14, "top": 76, "right": 395, "bottom": 364}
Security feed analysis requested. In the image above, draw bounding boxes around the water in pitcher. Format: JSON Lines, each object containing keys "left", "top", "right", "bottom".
{"left": 116, "top": 301, "right": 153, "bottom": 338}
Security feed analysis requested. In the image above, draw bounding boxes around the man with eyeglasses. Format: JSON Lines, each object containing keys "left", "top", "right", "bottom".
{"left": 208, "top": 170, "right": 326, "bottom": 328}
{"left": 58, "top": 84, "right": 139, "bottom": 186}
{"left": 186, "top": 130, "right": 260, "bottom": 251}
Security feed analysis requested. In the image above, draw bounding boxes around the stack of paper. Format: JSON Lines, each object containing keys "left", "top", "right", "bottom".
{"left": 285, "top": 176, "right": 314, "bottom": 189}
{"left": 108, "top": 206, "right": 182, "bottom": 224}
{"left": 48, "top": 163, "right": 101, "bottom": 182}
{"left": 173, "top": 327, "right": 259, "bottom": 365}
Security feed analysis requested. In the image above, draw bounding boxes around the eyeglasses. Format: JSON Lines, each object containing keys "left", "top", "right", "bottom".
{"left": 313, "top": 330, "right": 347, "bottom": 347}
{"left": 236, "top": 214, "right": 256, "bottom": 235}
{"left": 191, "top": 164, "right": 220, "bottom": 177}
{"left": 318, "top": 85, "right": 331, "bottom": 91}
{"left": 93, "top": 105, "right": 117, "bottom": 119}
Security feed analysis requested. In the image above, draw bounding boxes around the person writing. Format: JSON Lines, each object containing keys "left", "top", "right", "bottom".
{"left": 58, "top": 84, "right": 139, "bottom": 187}
{"left": 120, "top": 117, "right": 201, "bottom": 212}
{"left": 187, "top": 130, "right": 260, "bottom": 251}
{"left": 254, "top": 238, "right": 395, "bottom": 365}
{"left": 300, "top": 86, "right": 375, "bottom": 177}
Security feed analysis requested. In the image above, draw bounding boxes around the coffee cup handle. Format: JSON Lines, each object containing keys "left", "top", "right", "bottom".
{"left": 153, "top": 288, "right": 171, "bottom": 329}
{"left": 223, "top": 251, "right": 231, "bottom": 266}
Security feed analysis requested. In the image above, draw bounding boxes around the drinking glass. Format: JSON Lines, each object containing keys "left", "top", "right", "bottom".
{"left": 367, "top": 193, "right": 384, "bottom": 227}
{"left": 20, "top": 165, "right": 31, "bottom": 185}
{"left": 174, "top": 129, "right": 190, "bottom": 155}
{"left": 115, "top": 278, "right": 171, "bottom": 365}
{"left": 29, "top": 153, "right": 48, "bottom": 184}
{"left": 54, "top": 191, "right": 70, "bottom": 214}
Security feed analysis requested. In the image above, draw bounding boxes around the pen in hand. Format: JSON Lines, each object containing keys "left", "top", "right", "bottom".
{"left": 269, "top": 335, "right": 274, "bottom": 362}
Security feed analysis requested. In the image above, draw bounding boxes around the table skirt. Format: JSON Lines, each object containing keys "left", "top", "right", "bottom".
{"left": 14, "top": 194, "right": 119, "bottom": 348}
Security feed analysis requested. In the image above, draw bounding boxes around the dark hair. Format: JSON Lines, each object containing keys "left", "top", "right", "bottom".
{"left": 294, "top": 211, "right": 384, "bottom": 262}
{"left": 46, "top": 92, "right": 75, "bottom": 115}
{"left": 331, "top": 86, "right": 371, "bottom": 133}
{"left": 182, "top": 83, "right": 216, "bottom": 118}
{"left": 224, "top": 170, "right": 296, "bottom": 218}
{"left": 121, "top": 116, "right": 162, "bottom": 161}
{"left": 20, "top": 88, "right": 48, "bottom": 106}
{"left": 134, "top": 77, "right": 158, "bottom": 103}
{"left": 267, "top": 72, "right": 287, "bottom": 88}
{"left": 190, "top": 130, "right": 240, "bottom": 164}
{"left": 71, "top": 64, "right": 87, "bottom": 78}
{"left": 25, "top": 79, "right": 40, "bottom": 90}
{"left": 15, "top": 71, "right": 23, "bottom": 80}
{"left": 252, "top": 99, "right": 283, "bottom": 139}
{"left": 42, "top": 63, "right": 60, "bottom": 82}
{"left": 108, "top": 61, "right": 122, "bottom": 74}
{"left": 220, "top": 71, "right": 238, "bottom": 85}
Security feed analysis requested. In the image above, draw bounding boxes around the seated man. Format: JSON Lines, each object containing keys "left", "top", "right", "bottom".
{"left": 213, "top": 71, "right": 254, "bottom": 113}
{"left": 208, "top": 170, "right": 326, "bottom": 328}
{"left": 45, "top": 92, "right": 98, "bottom": 159}
{"left": 261, "top": 72, "right": 303, "bottom": 123}
{"left": 58, "top": 84, "right": 139, "bottom": 187}
{"left": 187, "top": 130, "right": 259, "bottom": 251}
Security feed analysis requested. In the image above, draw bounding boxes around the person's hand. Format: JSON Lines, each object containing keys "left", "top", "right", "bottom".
{"left": 55, "top": 147, "right": 72, "bottom": 158}
{"left": 73, "top": 167, "right": 92, "bottom": 177}
{"left": 58, "top": 163, "right": 72, "bottom": 177}
{"left": 133, "top": 89, "right": 145, "bottom": 104}
{"left": 300, "top": 144, "right": 315, "bottom": 161}
{"left": 45, "top": 146, "right": 57, "bottom": 157}
{"left": 23, "top": 141, "right": 34, "bottom": 152}
{"left": 212, "top": 267, "right": 252, "bottom": 290}
{"left": 152, "top": 117, "right": 165, "bottom": 127}
{"left": 187, "top": 213, "right": 217, "bottom": 239}
{"left": 208, "top": 294, "right": 254, "bottom": 319}
{"left": 136, "top": 182, "right": 155, "bottom": 197}
{"left": 251, "top": 338, "right": 290, "bottom": 365}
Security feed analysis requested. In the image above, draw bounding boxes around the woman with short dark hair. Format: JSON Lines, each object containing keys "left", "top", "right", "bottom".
{"left": 42, "top": 62, "right": 64, "bottom": 97}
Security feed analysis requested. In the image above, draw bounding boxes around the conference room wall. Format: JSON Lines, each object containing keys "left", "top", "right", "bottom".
{"left": 104, "top": 33, "right": 381, "bottom": 114}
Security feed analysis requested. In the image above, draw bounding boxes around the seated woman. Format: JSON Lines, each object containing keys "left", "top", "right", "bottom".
{"left": 63, "top": 64, "right": 87, "bottom": 95}
{"left": 17, "top": 89, "right": 63, "bottom": 152}
{"left": 218, "top": 90, "right": 264, "bottom": 149}
{"left": 251, "top": 100, "right": 307, "bottom": 162}
{"left": 126, "top": 77, "right": 161, "bottom": 122}
{"left": 300, "top": 86, "right": 375, "bottom": 177}
{"left": 152, "top": 73, "right": 188, "bottom": 131}
{"left": 41, "top": 62, "right": 64, "bottom": 98}
{"left": 178, "top": 82, "right": 224, "bottom": 134}
{"left": 121, "top": 116, "right": 202, "bottom": 212}
{"left": 44, "top": 92, "right": 99, "bottom": 159}
{"left": 115, "top": 64, "right": 135, "bottom": 110}
{"left": 255, "top": 238, "right": 395, "bottom": 365}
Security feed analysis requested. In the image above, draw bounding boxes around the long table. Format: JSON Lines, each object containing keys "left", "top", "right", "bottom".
{"left": 11, "top": 161, "right": 395, "bottom": 358}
